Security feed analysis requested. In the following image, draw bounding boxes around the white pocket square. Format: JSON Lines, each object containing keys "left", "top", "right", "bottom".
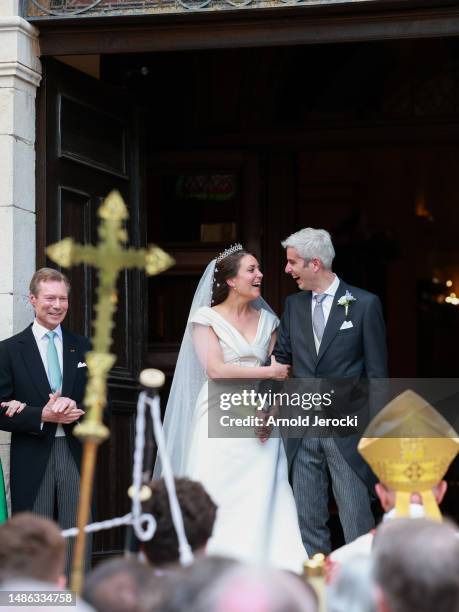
{"left": 340, "top": 321, "right": 354, "bottom": 330}
{"left": 77, "top": 362, "right": 87, "bottom": 368}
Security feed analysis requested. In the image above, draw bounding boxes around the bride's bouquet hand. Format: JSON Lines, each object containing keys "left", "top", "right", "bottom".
{"left": 269, "top": 355, "right": 290, "bottom": 380}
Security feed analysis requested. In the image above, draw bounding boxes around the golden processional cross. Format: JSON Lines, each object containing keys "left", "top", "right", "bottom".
{"left": 47, "top": 190, "right": 174, "bottom": 593}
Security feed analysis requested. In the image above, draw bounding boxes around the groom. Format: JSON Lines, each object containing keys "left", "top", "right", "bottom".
{"left": 273, "top": 227, "right": 388, "bottom": 556}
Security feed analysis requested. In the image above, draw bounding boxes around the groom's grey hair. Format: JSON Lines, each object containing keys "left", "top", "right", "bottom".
{"left": 281, "top": 228, "right": 335, "bottom": 270}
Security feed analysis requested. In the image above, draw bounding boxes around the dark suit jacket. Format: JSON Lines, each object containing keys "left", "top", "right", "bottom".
{"left": 273, "top": 279, "right": 388, "bottom": 488}
{"left": 0, "top": 325, "right": 91, "bottom": 512}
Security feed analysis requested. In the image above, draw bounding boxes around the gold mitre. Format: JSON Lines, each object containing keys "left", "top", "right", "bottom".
{"left": 358, "top": 389, "right": 459, "bottom": 521}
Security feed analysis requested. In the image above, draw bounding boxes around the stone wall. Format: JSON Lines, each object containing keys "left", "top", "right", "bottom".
{"left": 0, "top": 0, "right": 41, "bottom": 513}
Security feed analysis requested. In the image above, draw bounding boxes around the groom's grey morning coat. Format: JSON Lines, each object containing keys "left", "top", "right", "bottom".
{"left": 273, "top": 279, "right": 388, "bottom": 488}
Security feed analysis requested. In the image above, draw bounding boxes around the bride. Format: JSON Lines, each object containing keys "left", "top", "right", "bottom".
{"left": 158, "top": 244, "right": 307, "bottom": 573}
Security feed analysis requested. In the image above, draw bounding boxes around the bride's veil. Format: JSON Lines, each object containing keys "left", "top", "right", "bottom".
{"left": 153, "top": 259, "right": 215, "bottom": 478}
{"left": 153, "top": 256, "right": 275, "bottom": 479}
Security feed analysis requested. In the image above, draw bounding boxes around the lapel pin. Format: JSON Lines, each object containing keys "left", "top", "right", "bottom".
{"left": 70, "top": 347, "right": 76, "bottom": 353}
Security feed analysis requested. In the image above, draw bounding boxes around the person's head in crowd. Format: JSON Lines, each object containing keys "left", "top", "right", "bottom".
{"left": 187, "top": 564, "right": 317, "bottom": 612}
{"left": 327, "top": 391, "right": 457, "bottom": 583}
{"left": 327, "top": 555, "right": 377, "bottom": 612}
{"left": 142, "top": 478, "right": 217, "bottom": 566}
{"left": 82, "top": 557, "right": 153, "bottom": 612}
{"left": 373, "top": 518, "right": 459, "bottom": 612}
{"left": 0, "top": 513, "right": 66, "bottom": 588}
{"left": 374, "top": 480, "right": 447, "bottom": 515}
{"left": 358, "top": 389, "right": 459, "bottom": 521}
{"left": 145, "top": 556, "right": 238, "bottom": 612}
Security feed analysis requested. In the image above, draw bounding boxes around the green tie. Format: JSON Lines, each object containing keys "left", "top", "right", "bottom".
{"left": 46, "top": 331, "right": 62, "bottom": 393}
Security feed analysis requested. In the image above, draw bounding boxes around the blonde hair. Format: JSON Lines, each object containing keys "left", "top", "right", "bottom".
{"left": 29, "top": 268, "right": 71, "bottom": 296}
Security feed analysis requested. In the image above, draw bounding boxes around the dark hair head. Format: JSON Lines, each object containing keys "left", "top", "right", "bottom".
{"left": 145, "top": 556, "right": 238, "bottom": 612}
{"left": 374, "top": 518, "right": 459, "bottom": 612}
{"left": 82, "top": 557, "right": 153, "bottom": 612}
{"left": 142, "top": 477, "right": 217, "bottom": 566}
{"left": 212, "top": 248, "right": 251, "bottom": 306}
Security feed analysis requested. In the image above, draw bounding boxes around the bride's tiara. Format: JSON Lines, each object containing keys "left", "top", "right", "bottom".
{"left": 216, "top": 243, "right": 243, "bottom": 263}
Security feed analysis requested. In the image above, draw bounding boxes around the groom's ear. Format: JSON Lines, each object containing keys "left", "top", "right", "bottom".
{"left": 310, "top": 258, "right": 322, "bottom": 271}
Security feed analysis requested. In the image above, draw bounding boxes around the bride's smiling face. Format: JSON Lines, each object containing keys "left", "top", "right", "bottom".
{"left": 227, "top": 254, "right": 263, "bottom": 299}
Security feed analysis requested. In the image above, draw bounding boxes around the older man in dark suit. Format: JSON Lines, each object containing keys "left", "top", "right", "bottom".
{"left": 0, "top": 268, "right": 89, "bottom": 569}
{"left": 273, "top": 228, "right": 388, "bottom": 556}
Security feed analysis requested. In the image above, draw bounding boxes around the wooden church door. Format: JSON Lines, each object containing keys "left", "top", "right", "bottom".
{"left": 36, "top": 57, "right": 142, "bottom": 561}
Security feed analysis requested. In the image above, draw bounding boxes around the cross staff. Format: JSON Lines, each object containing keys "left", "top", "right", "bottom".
{"left": 47, "top": 190, "right": 174, "bottom": 593}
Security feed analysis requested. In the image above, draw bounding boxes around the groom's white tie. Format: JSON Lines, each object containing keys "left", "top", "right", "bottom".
{"left": 312, "top": 293, "right": 327, "bottom": 343}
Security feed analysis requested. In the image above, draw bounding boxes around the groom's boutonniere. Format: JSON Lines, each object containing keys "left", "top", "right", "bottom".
{"left": 337, "top": 290, "right": 356, "bottom": 317}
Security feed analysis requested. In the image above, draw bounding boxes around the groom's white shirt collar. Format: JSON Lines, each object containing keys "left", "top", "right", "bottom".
{"left": 312, "top": 273, "right": 340, "bottom": 299}
{"left": 311, "top": 274, "right": 340, "bottom": 322}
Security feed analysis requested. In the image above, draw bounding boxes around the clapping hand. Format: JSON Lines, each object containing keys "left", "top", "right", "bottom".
{"left": 1, "top": 399, "right": 26, "bottom": 417}
{"left": 42, "top": 391, "right": 85, "bottom": 424}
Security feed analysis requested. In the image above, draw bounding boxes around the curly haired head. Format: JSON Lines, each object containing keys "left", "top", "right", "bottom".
{"left": 142, "top": 478, "right": 217, "bottom": 566}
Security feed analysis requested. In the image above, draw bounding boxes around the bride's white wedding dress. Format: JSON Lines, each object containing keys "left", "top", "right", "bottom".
{"left": 183, "top": 306, "right": 307, "bottom": 573}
